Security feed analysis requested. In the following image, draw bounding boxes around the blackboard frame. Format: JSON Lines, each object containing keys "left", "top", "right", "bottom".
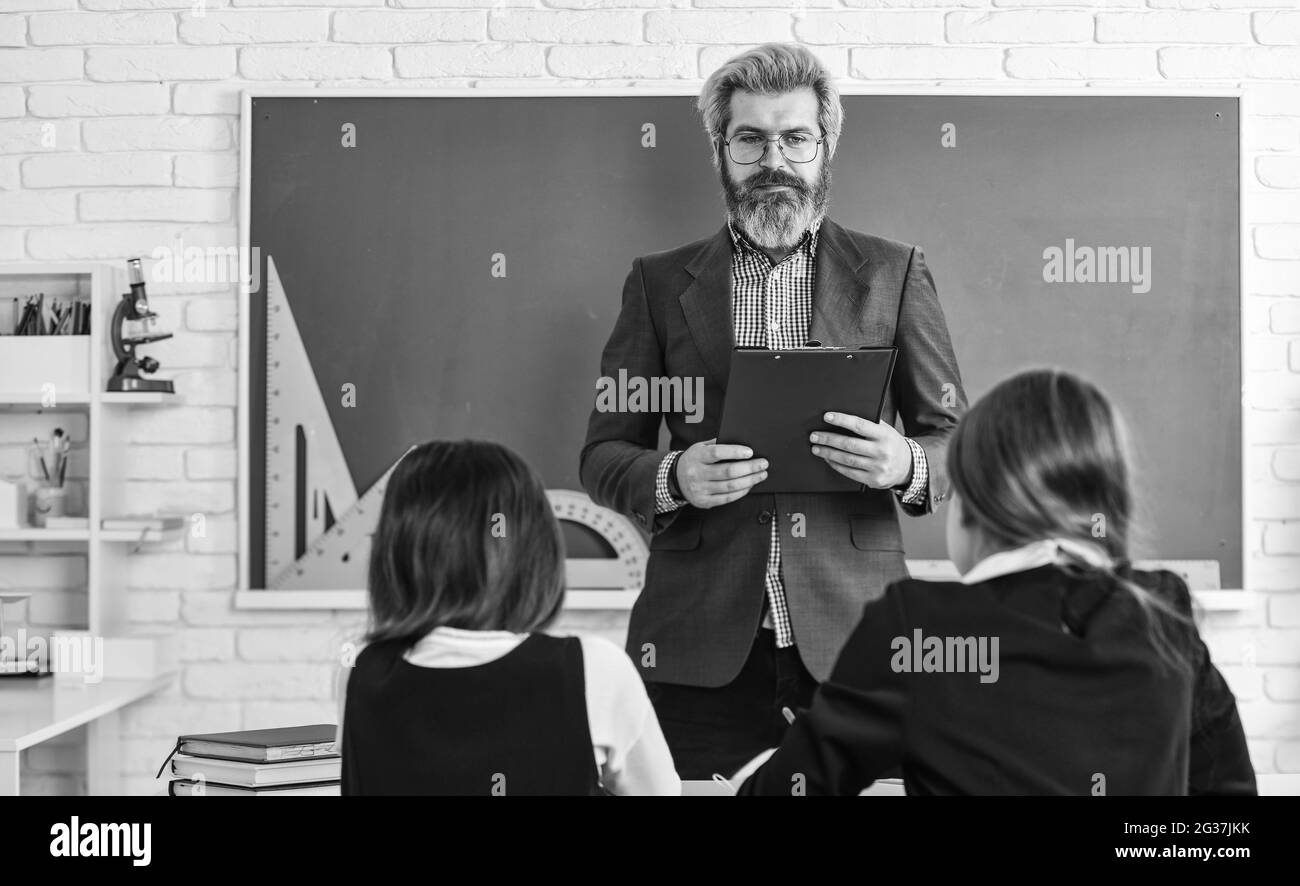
{"left": 232, "top": 86, "right": 1250, "bottom": 612}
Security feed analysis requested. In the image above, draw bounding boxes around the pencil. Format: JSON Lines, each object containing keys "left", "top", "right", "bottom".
{"left": 33, "top": 437, "right": 49, "bottom": 481}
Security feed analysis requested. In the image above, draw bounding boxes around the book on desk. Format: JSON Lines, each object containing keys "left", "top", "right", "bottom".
{"left": 161, "top": 724, "right": 340, "bottom": 797}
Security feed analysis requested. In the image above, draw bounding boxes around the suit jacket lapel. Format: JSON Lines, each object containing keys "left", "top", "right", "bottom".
{"left": 808, "top": 217, "right": 873, "bottom": 347}
{"left": 680, "top": 224, "right": 735, "bottom": 386}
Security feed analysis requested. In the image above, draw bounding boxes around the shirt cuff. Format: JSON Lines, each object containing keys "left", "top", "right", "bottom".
{"left": 896, "top": 437, "right": 929, "bottom": 506}
{"left": 654, "top": 450, "right": 687, "bottom": 514}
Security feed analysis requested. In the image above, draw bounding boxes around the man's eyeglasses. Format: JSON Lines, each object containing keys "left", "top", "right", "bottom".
{"left": 721, "top": 129, "right": 825, "bottom": 165}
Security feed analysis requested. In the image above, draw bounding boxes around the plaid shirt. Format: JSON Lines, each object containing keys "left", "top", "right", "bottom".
{"left": 655, "top": 215, "right": 929, "bottom": 649}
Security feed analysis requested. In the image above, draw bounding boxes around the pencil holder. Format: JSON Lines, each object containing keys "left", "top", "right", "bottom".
{"left": 30, "top": 484, "right": 67, "bottom": 528}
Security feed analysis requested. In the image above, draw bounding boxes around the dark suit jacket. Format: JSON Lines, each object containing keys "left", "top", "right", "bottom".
{"left": 738, "top": 565, "right": 1258, "bottom": 796}
{"left": 580, "top": 218, "right": 967, "bottom": 687}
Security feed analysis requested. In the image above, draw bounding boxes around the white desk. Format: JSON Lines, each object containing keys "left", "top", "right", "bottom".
{"left": 0, "top": 673, "right": 174, "bottom": 795}
{"left": 682, "top": 778, "right": 907, "bottom": 796}
{"left": 1257, "top": 774, "right": 1300, "bottom": 796}
{"left": 684, "top": 777, "right": 1299, "bottom": 796}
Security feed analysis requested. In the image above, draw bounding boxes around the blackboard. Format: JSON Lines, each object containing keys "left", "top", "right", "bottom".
{"left": 247, "top": 93, "right": 1241, "bottom": 589}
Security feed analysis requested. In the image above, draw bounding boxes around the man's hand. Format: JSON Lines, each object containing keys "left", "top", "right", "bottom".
{"left": 676, "top": 439, "right": 768, "bottom": 509}
{"left": 810, "top": 411, "right": 913, "bottom": 490}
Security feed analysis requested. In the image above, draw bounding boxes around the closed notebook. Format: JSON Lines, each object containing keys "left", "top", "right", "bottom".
{"left": 168, "top": 779, "right": 340, "bottom": 797}
{"left": 171, "top": 754, "right": 341, "bottom": 787}
{"left": 176, "top": 724, "right": 339, "bottom": 763}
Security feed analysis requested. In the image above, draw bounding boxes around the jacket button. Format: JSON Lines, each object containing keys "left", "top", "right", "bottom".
{"left": 757, "top": 510, "right": 772, "bottom": 524}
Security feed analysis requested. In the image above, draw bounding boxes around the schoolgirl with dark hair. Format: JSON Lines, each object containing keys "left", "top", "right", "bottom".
{"left": 736, "top": 369, "right": 1256, "bottom": 795}
{"left": 337, "top": 440, "right": 679, "bottom": 795}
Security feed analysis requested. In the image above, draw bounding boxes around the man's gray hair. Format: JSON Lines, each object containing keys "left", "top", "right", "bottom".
{"left": 697, "top": 42, "right": 844, "bottom": 170}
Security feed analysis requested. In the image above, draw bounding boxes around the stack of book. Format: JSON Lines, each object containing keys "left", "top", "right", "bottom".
{"left": 163, "top": 724, "right": 341, "bottom": 797}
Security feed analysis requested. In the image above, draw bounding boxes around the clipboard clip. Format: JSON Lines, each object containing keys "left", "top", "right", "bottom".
{"left": 733, "top": 342, "right": 876, "bottom": 351}
{"left": 802, "top": 340, "right": 878, "bottom": 350}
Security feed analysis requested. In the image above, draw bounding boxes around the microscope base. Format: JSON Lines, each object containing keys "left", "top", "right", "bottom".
{"left": 107, "top": 376, "right": 174, "bottom": 394}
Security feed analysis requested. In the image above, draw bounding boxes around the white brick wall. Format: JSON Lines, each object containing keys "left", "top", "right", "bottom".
{"left": 0, "top": 1, "right": 1295, "bottom": 796}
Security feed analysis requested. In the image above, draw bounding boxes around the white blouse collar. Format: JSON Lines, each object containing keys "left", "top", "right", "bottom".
{"left": 403, "top": 625, "right": 530, "bottom": 669}
{"left": 960, "top": 537, "right": 1112, "bottom": 586}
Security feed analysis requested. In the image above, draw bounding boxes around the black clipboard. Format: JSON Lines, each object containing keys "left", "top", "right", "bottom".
{"left": 717, "top": 346, "right": 898, "bottom": 493}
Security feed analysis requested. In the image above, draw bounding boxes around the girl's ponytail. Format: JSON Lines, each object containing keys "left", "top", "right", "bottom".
{"left": 1054, "top": 543, "right": 1194, "bottom": 675}
{"left": 948, "top": 368, "right": 1194, "bottom": 675}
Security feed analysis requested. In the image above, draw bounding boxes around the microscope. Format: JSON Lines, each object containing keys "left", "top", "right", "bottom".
{"left": 107, "top": 257, "right": 174, "bottom": 394}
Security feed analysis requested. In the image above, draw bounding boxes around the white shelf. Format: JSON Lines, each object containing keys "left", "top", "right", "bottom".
{"left": 1194, "top": 590, "right": 1259, "bottom": 612}
{"left": 0, "top": 261, "right": 178, "bottom": 794}
{"left": 101, "top": 527, "right": 184, "bottom": 544}
{"left": 100, "top": 392, "right": 184, "bottom": 406}
{"left": 0, "top": 528, "right": 185, "bottom": 544}
{"left": 0, "top": 392, "right": 183, "bottom": 407}
{"left": 0, "top": 528, "right": 89, "bottom": 542}
{"left": 235, "top": 589, "right": 367, "bottom": 610}
{"left": 0, "top": 391, "right": 92, "bottom": 407}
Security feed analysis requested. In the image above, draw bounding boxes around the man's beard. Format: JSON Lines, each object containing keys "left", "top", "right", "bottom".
{"left": 721, "top": 152, "right": 831, "bottom": 251}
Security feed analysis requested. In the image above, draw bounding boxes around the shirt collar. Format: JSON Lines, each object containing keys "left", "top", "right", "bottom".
{"left": 413, "top": 625, "right": 524, "bottom": 644}
{"left": 727, "top": 213, "right": 823, "bottom": 262}
{"left": 960, "top": 537, "right": 1113, "bottom": 586}
{"left": 404, "top": 626, "right": 529, "bottom": 668}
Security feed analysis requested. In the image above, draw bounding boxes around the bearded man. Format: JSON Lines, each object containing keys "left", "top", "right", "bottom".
{"left": 581, "top": 42, "right": 968, "bottom": 780}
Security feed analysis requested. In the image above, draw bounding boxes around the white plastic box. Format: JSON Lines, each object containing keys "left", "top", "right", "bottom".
{"left": 51, "top": 630, "right": 178, "bottom": 681}
{"left": 0, "top": 477, "right": 25, "bottom": 528}
{"left": 0, "top": 337, "right": 91, "bottom": 399}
